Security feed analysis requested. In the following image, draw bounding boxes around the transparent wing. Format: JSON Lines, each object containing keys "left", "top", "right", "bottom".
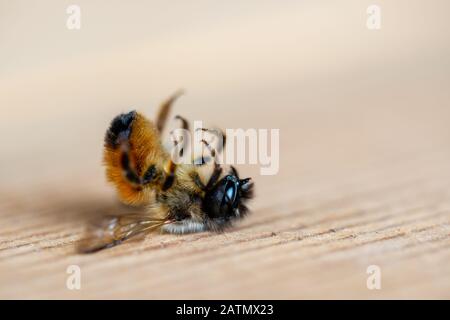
{"left": 77, "top": 214, "right": 171, "bottom": 254}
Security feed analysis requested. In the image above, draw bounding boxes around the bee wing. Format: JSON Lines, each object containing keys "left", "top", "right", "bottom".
{"left": 77, "top": 214, "right": 170, "bottom": 254}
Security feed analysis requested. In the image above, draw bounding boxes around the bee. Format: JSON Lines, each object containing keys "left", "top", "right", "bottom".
{"left": 78, "top": 91, "right": 254, "bottom": 253}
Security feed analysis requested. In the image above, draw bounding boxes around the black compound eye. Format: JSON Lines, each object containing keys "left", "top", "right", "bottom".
{"left": 222, "top": 181, "right": 237, "bottom": 207}
{"left": 204, "top": 175, "right": 240, "bottom": 219}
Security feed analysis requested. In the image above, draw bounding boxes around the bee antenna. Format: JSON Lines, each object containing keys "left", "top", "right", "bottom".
{"left": 156, "top": 89, "right": 186, "bottom": 132}
{"left": 239, "top": 178, "right": 251, "bottom": 186}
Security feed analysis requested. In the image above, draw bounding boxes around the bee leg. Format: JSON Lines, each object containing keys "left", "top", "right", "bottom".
{"left": 171, "top": 136, "right": 185, "bottom": 158}
{"left": 201, "top": 139, "right": 216, "bottom": 158}
{"left": 192, "top": 138, "right": 218, "bottom": 166}
{"left": 174, "top": 115, "right": 189, "bottom": 131}
{"left": 190, "top": 172, "right": 206, "bottom": 190}
{"left": 156, "top": 90, "right": 184, "bottom": 132}
{"left": 193, "top": 156, "right": 212, "bottom": 166}
{"left": 195, "top": 127, "right": 226, "bottom": 154}
{"left": 162, "top": 159, "right": 177, "bottom": 191}
{"left": 192, "top": 127, "right": 226, "bottom": 166}
{"left": 205, "top": 163, "right": 223, "bottom": 190}
{"left": 230, "top": 165, "right": 239, "bottom": 178}
{"left": 170, "top": 115, "right": 190, "bottom": 158}
{"left": 192, "top": 141, "right": 214, "bottom": 166}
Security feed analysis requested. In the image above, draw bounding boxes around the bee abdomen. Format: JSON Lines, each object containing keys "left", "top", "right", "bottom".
{"left": 105, "top": 110, "right": 136, "bottom": 148}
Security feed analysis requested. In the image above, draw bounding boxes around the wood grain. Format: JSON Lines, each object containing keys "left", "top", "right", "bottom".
{"left": 0, "top": 0, "right": 449, "bottom": 299}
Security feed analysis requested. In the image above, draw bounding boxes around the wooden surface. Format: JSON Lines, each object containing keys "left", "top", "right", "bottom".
{"left": 1, "top": 0, "right": 450, "bottom": 299}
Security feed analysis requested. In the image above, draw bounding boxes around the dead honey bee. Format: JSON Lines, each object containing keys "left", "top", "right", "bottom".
{"left": 78, "top": 91, "right": 253, "bottom": 253}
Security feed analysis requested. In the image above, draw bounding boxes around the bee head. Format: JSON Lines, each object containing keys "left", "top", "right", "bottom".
{"left": 203, "top": 172, "right": 254, "bottom": 230}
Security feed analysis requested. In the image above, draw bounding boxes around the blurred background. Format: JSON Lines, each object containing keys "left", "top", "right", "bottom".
{"left": 0, "top": 0, "right": 449, "bottom": 299}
